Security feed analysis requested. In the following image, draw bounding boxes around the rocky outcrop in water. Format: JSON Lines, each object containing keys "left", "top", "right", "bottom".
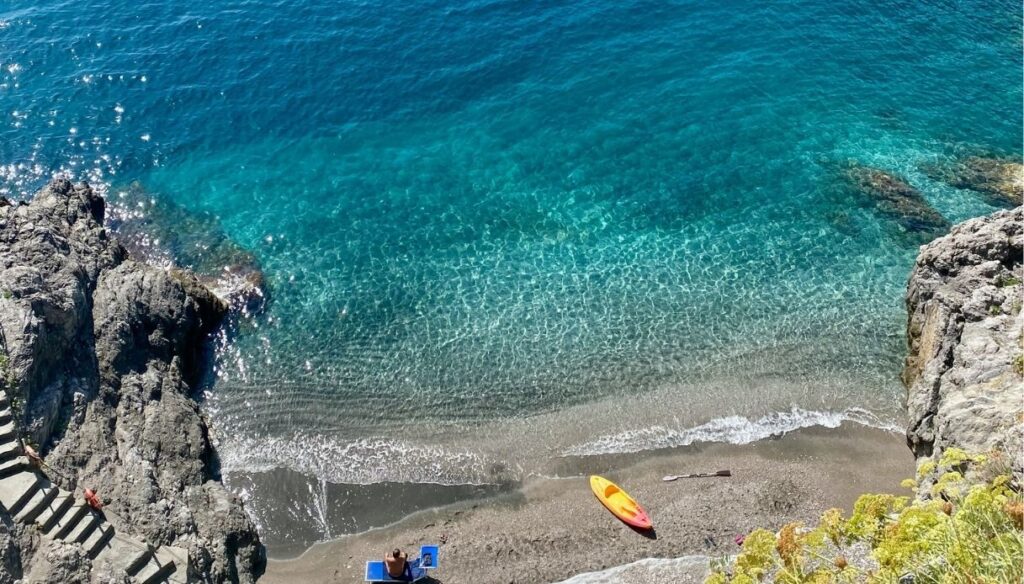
{"left": 841, "top": 164, "right": 950, "bottom": 237}
{"left": 903, "top": 205, "right": 1023, "bottom": 487}
{"left": 107, "top": 182, "right": 268, "bottom": 318}
{"left": 0, "top": 180, "right": 264, "bottom": 582}
{"left": 923, "top": 156, "right": 1024, "bottom": 208}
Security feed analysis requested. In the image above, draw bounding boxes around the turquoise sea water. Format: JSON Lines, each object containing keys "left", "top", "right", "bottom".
{"left": 1, "top": 0, "right": 1020, "bottom": 553}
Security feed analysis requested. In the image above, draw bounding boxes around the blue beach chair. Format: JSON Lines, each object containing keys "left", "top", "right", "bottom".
{"left": 365, "top": 545, "right": 439, "bottom": 582}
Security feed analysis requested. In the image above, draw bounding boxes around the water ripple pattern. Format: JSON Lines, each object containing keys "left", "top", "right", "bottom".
{"left": 1, "top": 0, "right": 1020, "bottom": 494}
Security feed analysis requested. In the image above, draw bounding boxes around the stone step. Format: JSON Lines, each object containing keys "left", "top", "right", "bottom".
{"left": 0, "top": 390, "right": 9, "bottom": 408}
{"left": 0, "top": 456, "right": 26, "bottom": 478}
{"left": 63, "top": 511, "right": 99, "bottom": 544}
{"left": 98, "top": 534, "right": 154, "bottom": 577}
{"left": 0, "top": 421, "right": 16, "bottom": 443}
{"left": 0, "top": 441, "right": 20, "bottom": 463}
{"left": 162, "top": 545, "right": 189, "bottom": 581}
{"left": 82, "top": 521, "right": 114, "bottom": 558}
{"left": 51, "top": 502, "right": 90, "bottom": 539}
{"left": 160, "top": 546, "right": 189, "bottom": 584}
{"left": 0, "top": 471, "right": 40, "bottom": 515}
{"left": 134, "top": 547, "right": 178, "bottom": 584}
{"left": 34, "top": 489, "right": 74, "bottom": 532}
{"left": 14, "top": 483, "right": 57, "bottom": 524}
{"left": 0, "top": 409, "right": 11, "bottom": 426}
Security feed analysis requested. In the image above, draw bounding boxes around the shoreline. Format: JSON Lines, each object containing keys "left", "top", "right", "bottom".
{"left": 261, "top": 422, "right": 913, "bottom": 583}
{"left": 225, "top": 404, "right": 904, "bottom": 559}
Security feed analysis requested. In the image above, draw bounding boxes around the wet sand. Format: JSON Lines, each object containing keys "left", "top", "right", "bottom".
{"left": 261, "top": 424, "right": 913, "bottom": 584}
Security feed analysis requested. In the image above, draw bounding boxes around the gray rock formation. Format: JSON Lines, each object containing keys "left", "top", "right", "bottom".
{"left": 0, "top": 179, "right": 264, "bottom": 582}
{"left": 903, "top": 206, "right": 1023, "bottom": 486}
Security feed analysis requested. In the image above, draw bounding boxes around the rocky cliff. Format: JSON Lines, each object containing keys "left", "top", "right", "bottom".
{"left": 0, "top": 179, "right": 264, "bottom": 582}
{"left": 903, "top": 206, "right": 1024, "bottom": 486}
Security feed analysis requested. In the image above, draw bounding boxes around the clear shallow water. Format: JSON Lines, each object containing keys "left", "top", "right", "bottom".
{"left": 1, "top": 0, "right": 1021, "bottom": 551}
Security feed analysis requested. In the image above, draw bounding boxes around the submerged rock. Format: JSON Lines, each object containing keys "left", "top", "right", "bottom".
{"left": 841, "top": 163, "right": 950, "bottom": 236}
{"left": 107, "top": 182, "right": 268, "bottom": 317}
{"left": 0, "top": 179, "right": 264, "bottom": 582}
{"left": 922, "top": 156, "right": 1024, "bottom": 208}
{"left": 903, "top": 206, "right": 1023, "bottom": 489}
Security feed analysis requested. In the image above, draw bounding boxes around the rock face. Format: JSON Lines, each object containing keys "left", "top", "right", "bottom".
{"left": 0, "top": 180, "right": 264, "bottom": 582}
{"left": 903, "top": 206, "right": 1023, "bottom": 486}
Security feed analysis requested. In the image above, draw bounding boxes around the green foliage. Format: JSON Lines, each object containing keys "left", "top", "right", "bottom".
{"left": 1014, "top": 354, "right": 1023, "bottom": 377}
{"left": 844, "top": 493, "right": 909, "bottom": 542}
{"left": 819, "top": 508, "right": 844, "bottom": 545}
{"left": 735, "top": 529, "right": 777, "bottom": 580}
{"left": 705, "top": 451, "right": 1023, "bottom": 584}
{"left": 995, "top": 274, "right": 1022, "bottom": 288}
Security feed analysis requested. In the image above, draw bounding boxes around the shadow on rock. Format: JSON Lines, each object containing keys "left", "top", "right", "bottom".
{"left": 106, "top": 181, "right": 269, "bottom": 318}
{"left": 921, "top": 155, "right": 1023, "bottom": 208}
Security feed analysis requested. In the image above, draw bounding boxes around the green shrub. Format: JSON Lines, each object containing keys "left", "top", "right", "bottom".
{"left": 706, "top": 450, "right": 1023, "bottom": 583}
{"left": 995, "top": 275, "right": 1022, "bottom": 288}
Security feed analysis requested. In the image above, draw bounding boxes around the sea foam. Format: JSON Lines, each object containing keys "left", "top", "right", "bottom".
{"left": 562, "top": 407, "right": 901, "bottom": 457}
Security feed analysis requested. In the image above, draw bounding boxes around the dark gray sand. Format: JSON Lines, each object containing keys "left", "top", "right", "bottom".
{"left": 262, "top": 424, "right": 913, "bottom": 584}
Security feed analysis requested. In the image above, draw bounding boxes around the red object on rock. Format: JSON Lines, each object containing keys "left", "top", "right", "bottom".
{"left": 734, "top": 534, "right": 746, "bottom": 546}
{"left": 84, "top": 488, "right": 103, "bottom": 510}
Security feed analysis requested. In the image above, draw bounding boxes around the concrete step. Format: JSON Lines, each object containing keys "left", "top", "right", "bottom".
{"left": 160, "top": 546, "right": 189, "bottom": 584}
{"left": 0, "top": 441, "right": 20, "bottom": 463}
{"left": 0, "top": 472, "right": 40, "bottom": 515}
{"left": 98, "top": 534, "right": 154, "bottom": 577}
{"left": 0, "top": 456, "right": 26, "bottom": 478}
{"left": 64, "top": 511, "right": 99, "bottom": 544}
{"left": 14, "top": 483, "right": 57, "bottom": 523}
{"left": 0, "top": 409, "right": 11, "bottom": 426}
{"left": 0, "top": 421, "right": 15, "bottom": 443}
{"left": 82, "top": 521, "right": 114, "bottom": 558}
{"left": 0, "top": 390, "right": 9, "bottom": 408}
{"left": 34, "top": 489, "right": 74, "bottom": 532}
{"left": 51, "top": 502, "right": 90, "bottom": 539}
{"left": 133, "top": 547, "right": 178, "bottom": 584}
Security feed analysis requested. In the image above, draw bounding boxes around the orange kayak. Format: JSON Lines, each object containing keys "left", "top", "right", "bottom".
{"left": 589, "top": 475, "right": 652, "bottom": 530}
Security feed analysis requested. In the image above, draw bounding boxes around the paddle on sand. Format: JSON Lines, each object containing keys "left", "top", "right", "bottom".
{"left": 661, "top": 470, "right": 731, "bottom": 482}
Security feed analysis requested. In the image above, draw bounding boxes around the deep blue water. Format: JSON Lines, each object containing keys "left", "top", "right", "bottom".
{"left": 2, "top": 0, "right": 1021, "bottom": 548}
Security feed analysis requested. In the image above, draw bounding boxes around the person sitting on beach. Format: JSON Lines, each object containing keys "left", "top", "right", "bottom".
{"left": 384, "top": 548, "right": 410, "bottom": 580}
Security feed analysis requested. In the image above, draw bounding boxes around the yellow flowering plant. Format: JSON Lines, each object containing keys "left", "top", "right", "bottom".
{"left": 706, "top": 450, "right": 1023, "bottom": 584}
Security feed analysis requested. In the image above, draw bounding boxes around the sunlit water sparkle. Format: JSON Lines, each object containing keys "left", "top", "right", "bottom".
{"left": 1, "top": 0, "right": 1020, "bottom": 553}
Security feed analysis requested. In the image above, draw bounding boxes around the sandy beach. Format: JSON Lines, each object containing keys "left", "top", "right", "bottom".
{"left": 262, "top": 423, "right": 913, "bottom": 584}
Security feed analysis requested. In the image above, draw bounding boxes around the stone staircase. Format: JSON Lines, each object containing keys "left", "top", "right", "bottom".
{"left": 0, "top": 390, "right": 188, "bottom": 583}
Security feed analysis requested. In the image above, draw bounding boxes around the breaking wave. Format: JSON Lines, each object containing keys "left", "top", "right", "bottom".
{"left": 563, "top": 407, "right": 902, "bottom": 457}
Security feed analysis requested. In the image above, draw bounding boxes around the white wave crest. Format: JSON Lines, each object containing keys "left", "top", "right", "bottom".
{"left": 562, "top": 407, "right": 901, "bottom": 457}
{"left": 217, "top": 432, "right": 503, "bottom": 486}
